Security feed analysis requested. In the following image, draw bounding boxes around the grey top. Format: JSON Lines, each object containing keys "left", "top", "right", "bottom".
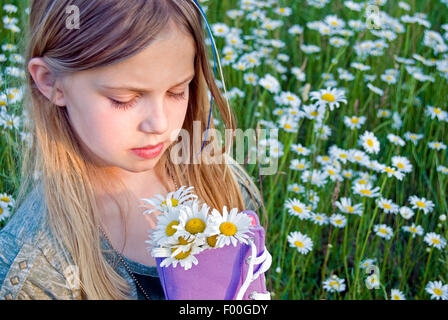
{"left": 0, "top": 165, "right": 262, "bottom": 300}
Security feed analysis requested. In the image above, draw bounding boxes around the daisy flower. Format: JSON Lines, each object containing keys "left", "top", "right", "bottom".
{"left": 399, "top": 206, "right": 415, "bottom": 220}
{"left": 425, "top": 281, "right": 448, "bottom": 300}
{"left": 0, "top": 205, "right": 11, "bottom": 222}
{"left": 152, "top": 237, "right": 204, "bottom": 271}
{"left": 208, "top": 206, "right": 254, "bottom": 248}
{"left": 391, "top": 156, "right": 413, "bottom": 173}
{"left": 374, "top": 224, "right": 394, "bottom": 240}
{"left": 404, "top": 132, "right": 424, "bottom": 145}
{"left": 408, "top": 195, "right": 435, "bottom": 215}
{"left": 287, "top": 231, "right": 313, "bottom": 255}
{"left": 402, "top": 223, "right": 424, "bottom": 238}
{"left": 329, "top": 213, "right": 347, "bottom": 228}
{"left": 390, "top": 289, "right": 406, "bottom": 300}
{"left": 148, "top": 206, "right": 184, "bottom": 247}
{"left": 291, "top": 143, "right": 311, "bottom": 156}
{"left": 428, "top": 141, "right": 447, "bottom": 151}
{"left": 140, "top": 186, "right": 197, "bottom": 215}
{"left": 335, "top": 197, "right": 363, "bottom": 216}
{"left": 366, "top": 273, "right": 380, "bottom": 290}
{"left": 323, "top": 275, "right": 346, "bottom": 293}
{"left": 172, "top": 201, "right": 215, "bottom": 249}
{"left": 309, "top": 87, "right": 347, "bottom": 111}
{"left": 359, "top": 131, "right": 380, "bottom": 154}
{"left": 290, "top": 158, "right": 310, "bottom": 171}
{"left": 382, "top": 166, "right": 405, "bottom": 180}
{"left": 424, "top": 232, "right": 447, "bottom": 250}
{"left": 344, "top": 115, "right": 366, "bottom": 130}
{"left": 285, "top": 198, "right": 312, "bottom": 220}
{"left": 259, "top": 74, "right": 281, "bottom": 94}
{"left": 0, "top": 193, "right": 15, "bottom": 209}
{"left": 360, "top": 258, "right": 376, "bottom": 270}
{"left": 309, "top": 212, "right": 329, "bottom": 226}
{"left": 377, "top": 197, "right": 400, "bottom": 215}
{"left": 352, "top": 182, "right": 381, "bottom": 198}
{"left": 387, "top": 133, "right": 405, "bottom": 147}
{"left": 287, "top": 183, "right": 305, "bottom": 194}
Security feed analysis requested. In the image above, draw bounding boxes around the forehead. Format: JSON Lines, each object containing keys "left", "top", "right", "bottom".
{"left": 84, "top": 23, "right": 196, "bottom": 91}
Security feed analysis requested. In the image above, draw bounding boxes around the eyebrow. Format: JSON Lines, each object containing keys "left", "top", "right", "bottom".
{"left": 98, "top": 73, "right": 195, "bottom": 92}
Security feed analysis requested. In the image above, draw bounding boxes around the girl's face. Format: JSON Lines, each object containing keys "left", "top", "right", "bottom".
{"left": 59, "top": 23, "right": 196, "bottom": 173}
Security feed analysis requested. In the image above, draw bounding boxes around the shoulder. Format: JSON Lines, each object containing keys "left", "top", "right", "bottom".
{"left": 225, "top": 155, "right": 264, "bottom": 213}
{"left": 0, "top": 182, "right": 78, "bottom": 300}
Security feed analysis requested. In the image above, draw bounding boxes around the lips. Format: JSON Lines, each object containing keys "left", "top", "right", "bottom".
{"left": 131, "top": 142, "right": 164, "bottom": 159}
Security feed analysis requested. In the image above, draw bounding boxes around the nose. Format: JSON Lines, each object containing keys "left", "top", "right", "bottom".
{"left": 138, "top": 95, "right": 168, "bottom": 134}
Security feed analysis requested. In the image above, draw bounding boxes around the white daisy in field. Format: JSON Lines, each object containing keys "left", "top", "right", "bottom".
{"left": 366, "top": 273, "right": 380, "bottom": 289}
{"left": 403, "top": 132, "right": 424, "bottom": 145}
{"left": 353, "top": 182, "right": 381, "bottom": 198}
{"left": 212, "top": 23, "right": 230, "bottom": 37}
{"left": 381, "top": 73, "right": 397, "bottom": 84}
{"left": 335, "top": 197, "right": 363, "bottom": 216}
{"left": 360, "top": 258, "right": 376, "bottom": 270}
{"left": 391, "top": 156, "right": 413, "bottom": 173}
{"left": 290, "top": 158, "right": 310, "bottom": 171}
{"left": 359, "top": 130, "right": 380, "bottom": 154}
{"left": 350, "top": 150, "right": 370, "bottom": 165}
{"left": 285, "top": 198, "right": 312, "bottom": 220}
{"left": 208, "top": 206, "right": 253, "bottom": 248}
{"left": 437, "top": 165, "right": 448, "bottom": 175}
{"left": 342, "top": 169, "right": 355, "bottom": 180}
{"left": 274, "top": 91, "right": 302, "bottom": 108}
{"left": 309, "top": 87, "right": 347, "bottom": 111}
{"left": 0, "top": 205, "right": 11, "bottom": 222}
{"left": 243, "top": 72, "right": 259, "bottom": 86}
{"left": 408, "top": 195, "right": 435, "bottom": 215}
{"left": 288, "top": 25, "right": 304, "bottom": 35}
{"left": 367, "top": 83, "right": 384, "bottom": 96}
{"left": 382, "top": 166, "right": 405, "bottom": 180}
{"left": 309, "top": 212, "right": 329, "bottom": 226}
{"left": 140, "top": 186, "right": 198, "bottom": 215}
{"left": 301, "top": 169, "right": 328, "bottom": 188}
{"left": 425, "top": 105, "right": 447, "bottom": 121}
{"left": 399, "top": 206, "right": 415, "bottom": 220}
{"left": 324, "top": 164, "right": 343, "bottom": 182}
{"left": 329, "top": 213, "right": 347, "bottom": 228}
{"left": 323, "top": 275, "right": 346, "bottom": 293}
{"left": 344, "top": 115, "right": 366, "bottom": 130}
{"left": 428, "top": 141, "right": 447, "bottom": 151}
{"left": 287, "top": 231, "right": 313, "bottom": 254}
{"left": 374, "top": 224, "right": 394, "bottom": 240}
{"left": 278, "top": 115, "right": 298, "bottom": 133}
{"left": 387, "top": 133, "right": 405, "bottom": 146}
{"left": 424, "top": 232, "right": 447, "bottom": 250}
{"left": 390, "top": 289, "right": 406, "bottom": 300}
{"left": 351, "top": 62, "right": 371, "bottom": 71}
{"left": 402, "top": 223, "right": 424, "bottom": 238}
{"left": 303, "top": 103, "right": 326, "bottom": 122}
{"left": 425, "top": 281, "right": 448, "bottom": 300}
{"left": 0, "top": 193, "right": 15, "bottom": 209}
{"left": 291, "top": 143, "right": 311, "bottom": 156}
{"left": 314, "top": 123, "right": 332, "bottom": 140}
{"left": 259, "top": 74, "right": 281, "bottom": 93}
{"left": 288, "top": 183, "right": 305, "bottom": 194}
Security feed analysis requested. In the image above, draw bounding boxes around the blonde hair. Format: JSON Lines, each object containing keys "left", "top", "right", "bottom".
{"left": 16, "top": 0, "right": 264, "bottom": 299}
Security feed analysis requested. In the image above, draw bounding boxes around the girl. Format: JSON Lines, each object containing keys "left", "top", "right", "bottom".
{"left": 0, "top": 0, "right": 265, "bottom": 300}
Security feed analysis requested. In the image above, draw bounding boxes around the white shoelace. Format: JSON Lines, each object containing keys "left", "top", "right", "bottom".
{"left": 235, "top": 238, "right": 272, "bottom": 300}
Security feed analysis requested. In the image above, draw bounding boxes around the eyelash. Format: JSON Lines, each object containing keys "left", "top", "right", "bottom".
{"left": 110, "top": 91, "right": 187, "bottom": 110}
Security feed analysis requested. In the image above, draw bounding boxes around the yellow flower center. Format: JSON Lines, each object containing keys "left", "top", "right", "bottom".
{"left": 432, "top": 238, "right": 440, "bottom": 245}
{"left": 434, "top": 108, "right": 441, "bottom": 114}
{"left": 379, "top": 228, "right": 387, "bottom": 234}
{"left": 434, "top": 288, "right": 442, "bottom": 295}
{"left": 8, "top": 94, "right": 15, "bottom": 99}
{"left": 410, "top": 227, "right": 417, "bottom": 233}
{"left": 287, "top": 96, "right": 295, "bottom": 101}
{"left": 322, "top": 93, "right": 335, "bottom": 102}
{"left": 284, "top": 124, "right": 292, "bottom": 129}
{"left": 1, "top": 196, "right": 10, "bottom": 202}
{"left": 171, "top": 247, "right": 191, "bottom": 260}
{"left": 367, "top": 139, "right": 374, "bottom": 147}
{"left": 294, "top": 240, "right": 304, "bottom": 248}
{"left": 293, "top": 205, "right": 303, "bottom": 213}
{"left": 165, "top": 221, "right": 179, "bottom": 236}
{"left": 383, "top": 204, "right": 391, "bottom": 209}
{"left": 345, "top": 206, "right": 354, "bottom": 213}
{"left": 162, "top": 198, "right": 179, "bottom": 207}
{"left": 329, "top": 281, "right": 339, "bottom": 287}
{"left": 185, "top": 218, "right": 206, "bottom": 234}
{"left": 397, "top": 163, "right": 404, "bottom": 169}
{"left": 361, "top": 189, "right": 372, "bottom": 195}
{"left": 416, "top": 201, "right": 426, "bottom": 208}
{"left": 311, "top": 111, "right": 319, "bottom": 116}
{"left": 0, "top": 208, "right": 3, "bottom": 215}
{"left": 393, "top": 294, "right": 400, "bottom": 300}
{"left": 206, "top": 234, "right": 218, "bottom": 247}
{"left": 220, "top": 222, "right": 237, "bottom": 236}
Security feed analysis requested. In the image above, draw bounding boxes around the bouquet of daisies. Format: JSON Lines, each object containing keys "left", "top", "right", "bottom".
{"left": 140, "top": 185, "right": 255, "bottom": 270}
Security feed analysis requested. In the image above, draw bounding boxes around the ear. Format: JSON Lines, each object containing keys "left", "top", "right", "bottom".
{"left": 28, "top": 57, "right": 67, "bottom": 107}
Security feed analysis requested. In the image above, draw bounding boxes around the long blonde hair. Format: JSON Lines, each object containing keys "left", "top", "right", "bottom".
{"left": 16, "top": 0, "right": 264, "bottom": 299}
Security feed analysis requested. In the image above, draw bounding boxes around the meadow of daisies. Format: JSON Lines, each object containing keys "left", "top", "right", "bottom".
{"left": 1, "top": 0, "right": 448, "bottom": 300}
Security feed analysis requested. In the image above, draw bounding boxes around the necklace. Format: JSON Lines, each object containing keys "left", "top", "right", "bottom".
{"left": 98, "top": 169, "right": 179, "bottom": 300}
